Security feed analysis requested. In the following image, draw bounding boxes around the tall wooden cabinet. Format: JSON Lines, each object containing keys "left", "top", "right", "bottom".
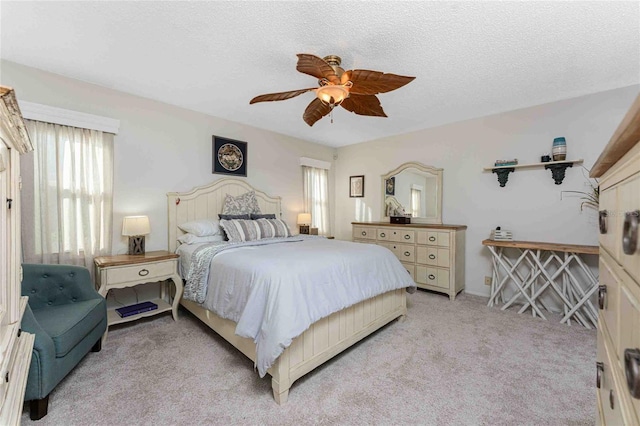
{"left": 0, "top": 86, "right": 35, "bottom": 424}
{"left": 352, "top": 222, "right": 466, "bottom": 300}
{"left": 591, "top": 93, "right": 640, "bottom": 425}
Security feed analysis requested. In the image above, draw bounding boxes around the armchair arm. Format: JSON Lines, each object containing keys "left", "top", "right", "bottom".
{"left": 22, "top": 264, "right": 102, "bottom": 310}
{"left": 21, "top": 304, "right": 56, "bottom": 399}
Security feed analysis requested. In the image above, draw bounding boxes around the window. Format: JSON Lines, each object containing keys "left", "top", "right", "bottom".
{"left": 411, "top": 187, "right": 422, "bottom": 217}
{"left": 301, "top": 159, "right": 331, "bottom": 236}
{"left": 22, "top": 119, "right": 113, "bottom": 267}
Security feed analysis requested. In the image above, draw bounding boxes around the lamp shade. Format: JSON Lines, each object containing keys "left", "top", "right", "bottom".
{"left": 122, "top": 215, "right": 150, "bottom": 236}
{"left": 297, "top": 213, "right": 312, "bottom": 225}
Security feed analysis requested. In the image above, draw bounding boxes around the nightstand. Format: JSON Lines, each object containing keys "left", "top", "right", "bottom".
{"left": 94, "top": 250, "right": 183, "bottom": 340}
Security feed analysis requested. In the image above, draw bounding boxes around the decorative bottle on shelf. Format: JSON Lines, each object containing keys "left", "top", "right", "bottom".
{"left": 552, "top": 137, "right": 567, "bottom": 161}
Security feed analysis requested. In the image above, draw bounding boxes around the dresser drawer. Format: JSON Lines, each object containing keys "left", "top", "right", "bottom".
{"left": 599, "top": 254, "right": 621, "bottom": 355}
{"left": 599, "top": 186, "right": 619, "bottom": 260}
{"left": 418, "top": 231, "right": 450, "bottom": 247}
{"left": 416, "top": 247, "right": 450, "bottom": 267}
{"left": 618, "top": 173, "right": 640, "bottom": 284}
{"left": 106, "top": 260, "right": 176, "bottom": 286}
{"left": 597, "top": 328, "right": 625, "bottom": 426}
{"left": 387, "top": 243, "right": 415, "bottom": 263}
{"left": 388, "top": 229, "right": 415, "bottom": 243}
{"left": 415, "top": 266, "right": 450, "bottom": 289}
{"left": 618, "top": 279, "right": 640, "bottom": 417}
{"left": 401, "top": 262, "right": 415, "bottom": 281}
{"left": 377, "top": 229, "right": 390, "bottom": 241}
{"left": 353, "top": 226, "right": 376, "bottom": 241}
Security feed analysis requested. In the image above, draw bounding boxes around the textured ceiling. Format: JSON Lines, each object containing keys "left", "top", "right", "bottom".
{"left": 1, "top": 1, "right": 639, "bottom": 147}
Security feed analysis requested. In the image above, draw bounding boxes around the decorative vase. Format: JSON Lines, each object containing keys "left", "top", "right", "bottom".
{"left": 552, "top": 137, "right": 567, "bottom": 161}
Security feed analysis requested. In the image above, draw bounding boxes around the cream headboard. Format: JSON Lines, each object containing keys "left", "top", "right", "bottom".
{"left": 167, "top": 178, "right": 282, "bottom": 252}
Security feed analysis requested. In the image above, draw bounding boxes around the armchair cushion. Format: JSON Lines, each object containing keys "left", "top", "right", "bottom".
{"left": 22, "top": 263, "right": 98, "bottom": 310}
{"left": 32, "top": 298, "right": 105, "bottom": 358}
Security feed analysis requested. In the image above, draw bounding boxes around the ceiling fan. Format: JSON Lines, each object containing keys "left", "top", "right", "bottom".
{"left": 249, "top": 54, "right": 416, "bottom": 126}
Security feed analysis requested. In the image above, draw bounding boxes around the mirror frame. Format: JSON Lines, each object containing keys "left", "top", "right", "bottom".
{"left": 381, "top": 162, "right": 443, "bottom": 224}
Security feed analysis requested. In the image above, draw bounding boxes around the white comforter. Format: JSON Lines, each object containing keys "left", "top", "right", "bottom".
{"left": 196, "top": 237, "right": 415, "bottom": 377}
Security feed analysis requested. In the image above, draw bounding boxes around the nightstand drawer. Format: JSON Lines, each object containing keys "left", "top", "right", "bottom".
{"left": 106, "top": 260, "right": 176, "bottom": 285}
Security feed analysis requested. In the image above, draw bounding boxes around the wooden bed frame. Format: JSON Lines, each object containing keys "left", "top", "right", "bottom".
{"left": 167, "top": 178, "right": 407, "bottom": 404}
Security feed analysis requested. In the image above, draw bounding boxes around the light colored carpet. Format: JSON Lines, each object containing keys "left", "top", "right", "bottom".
{"left": 21, "top": 291, "right": 596, "bottom": 425}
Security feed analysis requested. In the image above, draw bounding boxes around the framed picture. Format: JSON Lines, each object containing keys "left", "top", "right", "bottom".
{"left": 349, "top": 175, "right": 365, "bottom": 198}
{"left": 385, "top": 177, "right": 395, "bottom": 195}
{"left": 212, "top": 136, "right": 247, "bottom": 176}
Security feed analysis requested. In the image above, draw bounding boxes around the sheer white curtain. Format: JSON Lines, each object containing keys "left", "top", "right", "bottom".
{"left": 21, "top": 119, "right": 114, "bottom": 269}
{"left": 302, "top": 165, "right": 331, "bottom": 236}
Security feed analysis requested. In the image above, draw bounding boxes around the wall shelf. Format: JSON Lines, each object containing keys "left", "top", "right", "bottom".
{"left": 483, "top": 159, "right": 583, "bottom": 187}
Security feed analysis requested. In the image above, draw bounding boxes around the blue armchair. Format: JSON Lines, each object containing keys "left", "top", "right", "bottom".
{"left": 21, "top": 263, "right": 107, "bottom": 420}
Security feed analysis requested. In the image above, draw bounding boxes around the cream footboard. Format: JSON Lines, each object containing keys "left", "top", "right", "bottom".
{"left": 167, "top": 178, "right": 407, "bottom": 403}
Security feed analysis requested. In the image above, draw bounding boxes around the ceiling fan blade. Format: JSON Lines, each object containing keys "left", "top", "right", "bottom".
{"left": 348, "top": 70, "right": 415, "bottom": 95}
{"left": 250, "top": 88, "right": 315, "bottom": 104}
{"left": 296, "top": 54, "right": 340, "bottom": 85}
{"left": 303, "top": 98, "right": 332, "bottom": 126}
{"left": 340, "top": 94, "right": 387, "bottom": 117}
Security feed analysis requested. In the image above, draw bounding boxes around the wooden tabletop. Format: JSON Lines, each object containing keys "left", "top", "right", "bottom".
{"left": 94, "top": 250, "right": 178, "bottom": 267}
{"left": 482, "top": 239, "right": 599, "bottom": 255}
{"left": 352, "top": 222, "right": 467, "bottom": 230}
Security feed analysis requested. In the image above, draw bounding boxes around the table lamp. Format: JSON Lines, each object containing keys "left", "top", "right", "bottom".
{"left": 122, "top": 215, "right": 150, "bottom": 255}
{"left": 297, "top": 213, "right": 311, "bottom": 235}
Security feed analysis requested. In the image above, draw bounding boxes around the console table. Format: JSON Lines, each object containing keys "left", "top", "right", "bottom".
{"left": 482, "top": 239, "right": 599, "bottom": 329}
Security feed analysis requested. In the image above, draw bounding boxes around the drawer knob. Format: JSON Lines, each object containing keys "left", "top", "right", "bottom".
{"left": 429, "top": 236, "right": 436, "bottom": 242}
{"left": 404, "top": 234, "right": 410, "bottom": 240}
{"left": 599, "top": 210, "right": 608, "bottom": 234}
{"left": 362, "top": 231, "right": 367, "bottom": 236}
{"left": 623, "top": 210, "right": 639, "bottom": 255}
{"left": 380, "top": 232, "right": 385, "bottom": 238}
{"left": 598, "top": 285, "right": 607, "bottom": 310}
{"left": 428, "top": 274, "right": 436, "bottom": 280}
{"left": 624, "top": 348, "right": 640, "bottom": 399}
{"left": 429, "top": 254, "right": 436, "bottom": 260}
{"left": 596, "top": 361, "right": 604, "bottom": 389}
{"left": 138, "top": 269, "right": 150, "bottom": 277}
{"left": 404, "top": 251, "right": 411, "bottom": 257}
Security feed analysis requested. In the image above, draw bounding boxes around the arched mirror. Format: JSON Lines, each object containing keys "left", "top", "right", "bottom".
{"left": 381, "top": 162, "right": 443, "bottom": 224}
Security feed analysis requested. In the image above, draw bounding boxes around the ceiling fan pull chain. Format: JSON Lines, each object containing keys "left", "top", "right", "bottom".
{"left": 330, "top": 108, "right": 334, "bottom": 123}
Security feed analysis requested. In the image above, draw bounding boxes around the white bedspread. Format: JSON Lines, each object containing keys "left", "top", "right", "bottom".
{"left": 197, "top": 237, "right": 415, "bottom": 377}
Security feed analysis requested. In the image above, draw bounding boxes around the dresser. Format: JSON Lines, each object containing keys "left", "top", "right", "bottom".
{"left": 591, "top": 93, "right": 640, "bottom": 425}
{"left": 352, "top": 222, "right": 466, "bottom": 300}
{"left": 0, "top": 86, "right": 36, "bottom": 424}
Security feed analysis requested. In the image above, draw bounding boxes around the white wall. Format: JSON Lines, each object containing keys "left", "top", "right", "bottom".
{"left": 334, "top": 85, "right": 639, "bottom": 297}
{"left": 0, "top": 60, "right": 336, "bottom": 255}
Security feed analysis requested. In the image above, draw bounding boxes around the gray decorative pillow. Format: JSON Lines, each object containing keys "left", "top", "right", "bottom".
{"left": 218, "top": 213, "right": 250, "bottom": 220}
{"left": 250, "top": 213, "right": 276, "bottom": 220}
{"left": 256, "top": 218, "right": 291, "bottom": 238}
{"left": 221, "top": 191, "right": 261, "bottom": 215}
{"left": 220, "top": 219, "right": 262, "bottom": 243}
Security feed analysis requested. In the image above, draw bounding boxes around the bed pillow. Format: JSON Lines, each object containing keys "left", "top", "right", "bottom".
{"left": 255, "top": 218, "right": 292, "bottom": 238}
{"left": 250, "top": 213, "right": 276, "bottom": 220}
{"left": 218, "top": 213, "right": 251, "bottom": 220}
{"left": 221, "top": 191, "right": 261, "bottom": 215}
{"left": 178, "top": 219, "right": 222, "bottom": 237}
{"left": 220, "top": 219, "right": 263, "bottom": 243}
{"left": 178, "top": 233, "right": 225, "bottom": 245}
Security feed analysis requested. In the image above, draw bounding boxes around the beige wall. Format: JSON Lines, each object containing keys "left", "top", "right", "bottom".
{"left": 1, "top": 60, "right": 335, "bottom": 255}
{"left": 335, "top": 85, "right": 639, "bottom": 297}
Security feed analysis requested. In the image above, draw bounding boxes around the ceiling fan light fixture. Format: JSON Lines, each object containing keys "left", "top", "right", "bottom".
{"left": 316, "top": 84, "right": 350, "bottom": 107}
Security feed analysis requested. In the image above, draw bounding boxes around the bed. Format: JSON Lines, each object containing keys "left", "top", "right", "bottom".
{"left": 167, "top": 178, "right": 412, "bottom": 404}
